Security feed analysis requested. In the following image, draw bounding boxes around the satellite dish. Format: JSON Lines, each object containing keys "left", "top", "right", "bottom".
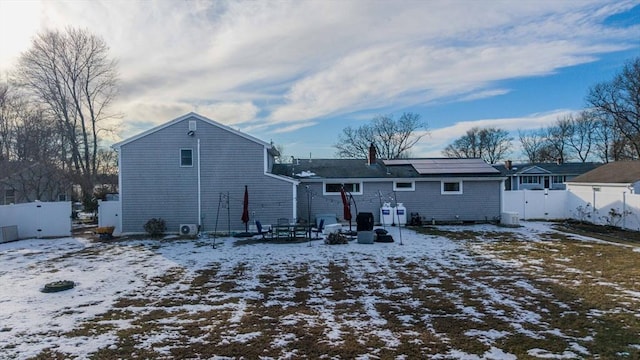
{"left": 187, "top": 130, "right": 195, "bottom": 136}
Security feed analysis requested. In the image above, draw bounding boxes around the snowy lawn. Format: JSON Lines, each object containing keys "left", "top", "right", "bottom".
{"left": 1, "top": 222, "right": 639, "bottom": 359}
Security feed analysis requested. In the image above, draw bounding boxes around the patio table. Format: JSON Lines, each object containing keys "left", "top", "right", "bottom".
{"left": 273, "top": 224, "right": 310, "bottom": 240}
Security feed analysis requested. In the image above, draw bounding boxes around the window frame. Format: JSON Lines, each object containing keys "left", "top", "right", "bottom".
{"left": 441, "top": 180, "right": 463, "bottom": 195}
{"left": 393, "top": 181, "right": 415, "bottom": 192}
{"left": 180, "top": 148, "right": 193, "bottom": 167}
{"left": 323, "top": 182, "right": 363, "bottom": 195}
{"left": 520, "top": 175, "right": 540, "bottom": 184}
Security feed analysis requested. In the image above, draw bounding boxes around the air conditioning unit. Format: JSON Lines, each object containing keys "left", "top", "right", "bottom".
{"left": 500, "top": 212, "right": 520, "bottom": 227}
{"left": 179, "top": 224, "right": 198, "bottom": 236}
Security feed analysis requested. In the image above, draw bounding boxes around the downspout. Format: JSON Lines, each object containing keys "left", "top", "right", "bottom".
{"left": 117, "top": 148, "right": 122, "bottom": 235}
{"left": 292, "top": 183, "right": 298, "bottom": 222}
{"left": 197, "top": 139, "right": 202, "bottom": 228}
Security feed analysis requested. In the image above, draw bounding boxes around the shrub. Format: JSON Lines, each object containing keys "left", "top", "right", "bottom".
{"left": 144, "top": 218, "right": 166, "bottom": 237}
{"left": 325, "top": 232, "right": 348, "bottom": 245}
{"left": 601, "top": 208, "right": 632, "bottom": 228}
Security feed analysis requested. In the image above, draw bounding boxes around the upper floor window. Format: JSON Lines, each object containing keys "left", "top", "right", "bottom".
{"left": 393, "top": 181, "right": 415, "bottom": 191}
{"left": 441, "top": 181, "right": 462, "bottom": 194}
{"left": 180, "top": 148, "right": 193, "bottom": 167}
{"left": 324, "top": 182, "right": 362, "bottom": 195}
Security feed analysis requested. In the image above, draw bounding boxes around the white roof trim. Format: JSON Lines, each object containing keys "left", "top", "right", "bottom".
{"left": 296, "top": 176, "right": 506, "bottom": 183}
{"left": 566, "top": 182, "right": 633, "bottom": 187}
{"left": 112, "top": 112, "right": 270, "bottom": 149}
{"left": 517, "top": 165, "right": 552, "bottom": 175}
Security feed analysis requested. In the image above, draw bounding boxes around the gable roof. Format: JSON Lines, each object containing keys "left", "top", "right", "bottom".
{"left": 493, "top": 162, "right": 601, "bottom": 176}
{"left": 568, "top": 161, "right": 640, "bottom": 184}
{"left": 272, "top": 158, "right": 503, "bottom": 179}
{"left": 112, "top": 112, "right": 271, "bottom": 149}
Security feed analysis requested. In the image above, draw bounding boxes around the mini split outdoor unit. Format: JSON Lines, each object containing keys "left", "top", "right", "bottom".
{"left": 179, "top": 224, "right": 198, "bottom": 236}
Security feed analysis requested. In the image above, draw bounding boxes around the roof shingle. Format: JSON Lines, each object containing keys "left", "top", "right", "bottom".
{"left": 568, "top": 161, "right": 640, "bottom": 184}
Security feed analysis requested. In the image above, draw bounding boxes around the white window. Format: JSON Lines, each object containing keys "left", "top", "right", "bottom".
{"left": 180, "top": 148, "right": 193, "bottom": 167}
{"left": 393, "top": 181, "right": 415, "bottom": 191}
{"left": 552, "top": 175, "right": 565, "bottom": 183}
{"left": 520, "top": 176, "right": 539, "bottom": 184}
{"left": 324, "top": 182, "right": 362, "bottom": 195}
{"left": 441, "top": 181, "right": 463, "bottom": 194}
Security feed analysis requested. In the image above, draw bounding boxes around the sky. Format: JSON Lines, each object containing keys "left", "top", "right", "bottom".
{"left": 0, "top": 0, "right": 639, "bottom": 160}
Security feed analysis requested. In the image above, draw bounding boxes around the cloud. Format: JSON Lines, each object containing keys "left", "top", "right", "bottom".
{"left": 414, "top": 109, "right": 578, "bottom": 157}
{"left": 0, "top": 0, "right": 637, "bottom": 142}
{"left": 196, "top": 102, "right": 259, "bottom": 125}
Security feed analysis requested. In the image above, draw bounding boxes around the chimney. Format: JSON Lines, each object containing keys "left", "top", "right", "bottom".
{"left": 368, "top": 143, "right": 377, "bottom": 165}
{"left": 556, "top": 158, "right": 562, "bottom": 165}
{"left": 505, "top": 160, "right": 512, "bottom": 170}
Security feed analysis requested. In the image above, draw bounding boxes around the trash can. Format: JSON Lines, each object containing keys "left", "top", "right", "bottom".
{"left": 357, "top": 231, "right": 374, "bottom": 244}
{"left": 356, "top": 212, "right": 374, "bottom": 244}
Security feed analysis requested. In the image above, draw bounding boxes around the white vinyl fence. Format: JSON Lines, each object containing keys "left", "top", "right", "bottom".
{"left": 502, "top": 190, "right": 568, "bottom": 220}
{"left": 503, "top": 188, "right": 640, "bottom": 231}
{"left": 566, "top": 185, "right": 640, "bottom": 231}
{"left": 0, "top": 201, "right": 72, "bottom": 239}
{"left": 98, "top": 200, "right": 121, "bottom": 236}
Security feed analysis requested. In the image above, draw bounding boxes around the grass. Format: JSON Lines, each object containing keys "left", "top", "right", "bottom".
{"left": 24, "top": 225, "right": 640, "bottom": 359}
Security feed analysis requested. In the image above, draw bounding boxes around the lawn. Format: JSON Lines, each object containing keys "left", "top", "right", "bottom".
{"left": 0, "top": 222, "right": 638, "bottom": 359}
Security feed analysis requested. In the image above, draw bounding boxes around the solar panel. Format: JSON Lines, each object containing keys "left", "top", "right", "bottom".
{"left": 383, "top": 159, "right": 500, "bottom": 175}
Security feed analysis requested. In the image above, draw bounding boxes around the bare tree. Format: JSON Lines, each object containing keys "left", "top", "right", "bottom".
{"left": 442, "top": 127, "right": 512, "bottom": 164}
{"left": 443, "top": 127, "right": 483, "bottom": 159}
{"left": 545, "top": 116, "right": 573, "bottom": 163}
{"left": 519, "top": 129, "right": 550, "bottom": 163}
{"left": 13, "top": 107, "right": 60, "bottom": 163}
{"left": 0, "top": 83, "right": 18, "bottom": 160}
{"left": 566, "top": 112, "right": 595, "bottom": 162}
{"left": 14, "top": 27, "right": 119, "bottom": 198}
{"left": 480, "top": 127, "right": 512, "bottom": 164}
{"left": 335, "top": 112, "right": 426, "bottom": 159}
{"left": 586, "top": 57, "right": 640, "bottom": 159}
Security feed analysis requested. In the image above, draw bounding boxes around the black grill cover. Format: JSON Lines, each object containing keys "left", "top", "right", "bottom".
{"left": 356, "top": 212, "right": 374, "bottom": 231}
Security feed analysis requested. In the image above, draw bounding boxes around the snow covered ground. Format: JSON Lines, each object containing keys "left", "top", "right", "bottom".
{"left": 0, "top": 222, "right": 638, "bottom": 359}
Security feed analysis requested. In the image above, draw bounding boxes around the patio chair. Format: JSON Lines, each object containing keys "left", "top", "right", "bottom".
{"left": 255, "top": 220, "right": 271, "bottom": 240}
{"left": 311, "top": 219, "right": 325, "bottom": 239}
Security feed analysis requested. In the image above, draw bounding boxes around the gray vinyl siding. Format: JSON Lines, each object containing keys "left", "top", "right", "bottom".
{"left": 120, "top": 116, "right": 294, "bottom": 233}
{"left": 297, "top": 179, "right": 502, "bottom": 225}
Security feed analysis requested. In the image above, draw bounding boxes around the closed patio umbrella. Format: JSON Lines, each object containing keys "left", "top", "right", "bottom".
{"left": 341, "top": 187, "right": 352, "bottom": 232}
{"left": 241, "top": 185, "right": 250, "bottom": 232}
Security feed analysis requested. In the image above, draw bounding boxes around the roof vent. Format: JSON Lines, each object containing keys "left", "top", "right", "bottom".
{"left": 189, "top": 120, "right": 197, "bottom": 131}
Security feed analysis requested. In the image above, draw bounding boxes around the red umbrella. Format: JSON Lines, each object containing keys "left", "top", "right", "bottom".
{"left": 241, "top": 185, "right": 250, "bottom": 232}
{"left": 340, "top": 187, "right": 352, "bottom": 225}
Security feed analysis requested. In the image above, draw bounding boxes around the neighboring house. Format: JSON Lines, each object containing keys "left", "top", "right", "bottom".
{"left": 565, "top": 161, "right": 640, "bottom": 229}
{"left": 112, "top": 113, "right": 298, "bottom": 234}
{"left": 0, "top": 161, "right": 72, "bottom": 205}
{"left": 494, "top": 160, "right": 601, "bottom": 191}
{"left": 272, "top": 146, "right": 505, "bottom": 224}
{"left": 566, "top": 161, "right": 640, "bottom": 194}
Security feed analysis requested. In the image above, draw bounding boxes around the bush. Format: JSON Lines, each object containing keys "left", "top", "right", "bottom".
{"left": 325, "top": 232, "right": 348, "bottom": 245}
{"left": 144, "top": 218, "right": 166, "bottom": 237}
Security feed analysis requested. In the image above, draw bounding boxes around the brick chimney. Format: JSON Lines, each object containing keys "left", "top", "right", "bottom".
{"left": 505, "top": 159, "right": 512, "bottom": 170}
{"left": 368, "top": 143, "right": 377, "bottom": 165}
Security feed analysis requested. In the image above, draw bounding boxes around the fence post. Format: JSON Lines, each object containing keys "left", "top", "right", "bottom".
{"left": 623, "top": 191, "right": 627, "bottom": 229}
